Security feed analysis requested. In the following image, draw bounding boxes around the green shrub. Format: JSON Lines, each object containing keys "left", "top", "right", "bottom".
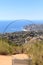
{"left": 23, "top": 40, "right": 43, "bottom": 65}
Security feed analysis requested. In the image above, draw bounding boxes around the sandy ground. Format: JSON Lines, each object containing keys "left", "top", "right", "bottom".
{"left": 0, "top": 55, "right": 12, "bottom": 65}
{"left": 12, "top": 54, "right": 29, "bottom": 59}
{"left": 0, "top": 54, "right": 29, "bottom": 65}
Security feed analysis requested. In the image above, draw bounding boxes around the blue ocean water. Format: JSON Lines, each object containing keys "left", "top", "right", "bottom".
{"left": 0, "top": 20, "right": 43, "bottom": 33}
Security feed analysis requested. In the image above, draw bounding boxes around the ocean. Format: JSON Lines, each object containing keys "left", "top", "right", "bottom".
{"left": 0, "top": 20, "right": 43, "bottom": 33}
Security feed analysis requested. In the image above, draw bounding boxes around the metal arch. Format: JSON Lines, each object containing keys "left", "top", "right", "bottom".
{"left": 2, "top": 20, "right": 36, "bottom": 44}
{"left": 3, "top": 20, "right": 16, "bottom": 34}
{"left": 3, "top": 20, "right": 34, "bottom": 34}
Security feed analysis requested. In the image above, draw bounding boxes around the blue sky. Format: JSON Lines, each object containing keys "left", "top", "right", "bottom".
{"left": 0, "top": 0, "right": 43, "bottom": 20}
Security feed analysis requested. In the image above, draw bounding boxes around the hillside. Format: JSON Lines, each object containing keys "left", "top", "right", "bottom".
{"left": 0, "top": 30, "right": 43, "bottom": 65}
{"left": 23, "top": 24, "right": 43, "bottom": 33}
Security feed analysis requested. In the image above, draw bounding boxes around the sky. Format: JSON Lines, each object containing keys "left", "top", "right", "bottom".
{"left": 0, "top": 0, "right": 43, "bottom": 20}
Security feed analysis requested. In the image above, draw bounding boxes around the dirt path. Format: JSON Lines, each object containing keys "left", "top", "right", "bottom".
{"left": 0, "top": 55, "right": 12, "bottom": 65}
{"left": 0, "top": 54, "right": 29, "bottom": 65}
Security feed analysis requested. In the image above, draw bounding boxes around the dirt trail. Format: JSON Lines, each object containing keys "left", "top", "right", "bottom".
{"left": 0, "top": 55, "right": 12, "bottom": 65}
{"left": 0, "top": 54, "right": 29, "bottom": 65}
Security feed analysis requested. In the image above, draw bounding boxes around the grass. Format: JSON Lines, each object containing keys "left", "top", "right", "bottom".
{"left": 23, "top": 40, "right": 43, "bottom": 65}
{"left": 0, "top": 37, "right": 43, "bottom": 65}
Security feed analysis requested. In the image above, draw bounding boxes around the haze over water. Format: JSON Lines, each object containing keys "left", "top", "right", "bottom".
{"left": 0, "top": 20, "right": 43, "bottom": 33}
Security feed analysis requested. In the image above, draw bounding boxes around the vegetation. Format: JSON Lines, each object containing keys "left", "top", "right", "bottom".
{"left": 23, "top": 40, "right": 43, "bottom": 65}
{"left": 0, "top": 31, "right": 43, "bottom": 65}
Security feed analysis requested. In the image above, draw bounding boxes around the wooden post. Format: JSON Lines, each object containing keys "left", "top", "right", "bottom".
{"left": 12, "top": 58, "right": 32, "bottom": 65}
{"left": 12, "top": 54, "right": 32, "bottom": 65}
{"left": 28, "top": 58, "right": 32, "bottom": 65}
